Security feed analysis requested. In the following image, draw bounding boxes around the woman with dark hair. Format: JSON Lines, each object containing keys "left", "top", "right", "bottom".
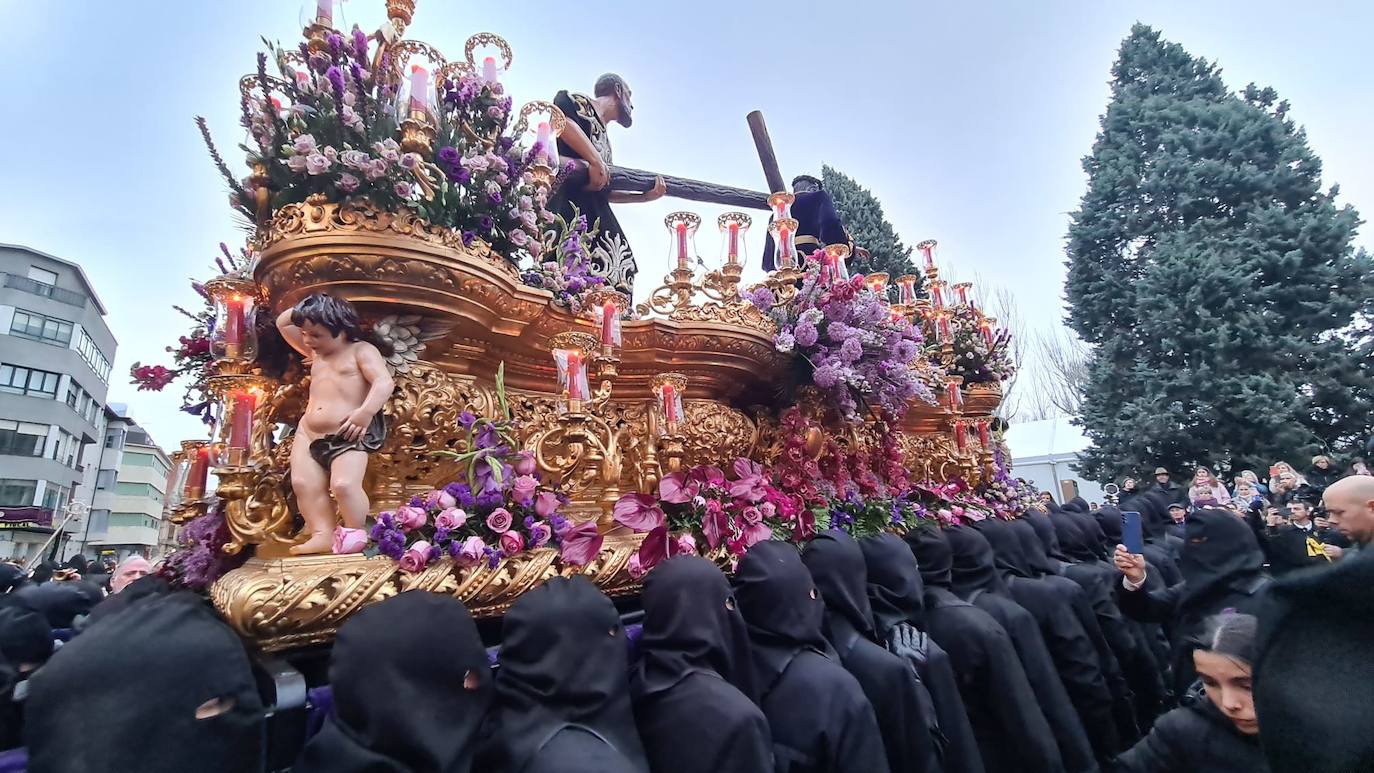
{"left": 1114, "top": 509, "right": 1269, "bottom": 695}
{"left": 732, "top": 540, "right": 889, "bottom": 773}
{"left": 1113, "top": 613, "right": 1267, "bottom": 773}
{"left": 479, "top": 576, "right": 648, "bottom": 773}
{"left": 802, "top": 530, "right": 940, "bottom": 773}
{"left": 295, "top": 591, "right": 493, "bottom": 773}
{"left": 631, "top": 556, "right": 772, "bottom": 773}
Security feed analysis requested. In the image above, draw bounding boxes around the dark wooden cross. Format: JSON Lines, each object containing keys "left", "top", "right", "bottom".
{"left": 558, "top": 111, "right": 785, "bottom": 210}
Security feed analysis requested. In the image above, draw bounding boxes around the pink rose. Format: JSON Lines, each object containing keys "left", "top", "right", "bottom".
{"left": 528, "top": 521, "right": 552, "bottom": 548}
{"left": 511, "top": 475, "right": 538, "bottom": 505}
{"left": 535, "top": 491, "right": 561, "bottom": 518}
{"left": 759, "top": 501, "right": 777, "bottom": 519}
{"left": 457, "top": 536, "right": 486, "bottom": 565}
{"left": 486, "top": 508, "right": 513, "bottom": 534}
{"left": 741, "top": 506, "right": 763, "bottom": 526}
{"left": 512, "top": 451, "right": 537, "bottom": 476}
{"left": 423, "top": 489, "right": 455, "bottom": 509}
{"left": 399, "top": 540, "right": 433, "bottom": 573}
{"left": 435, "top": 507, "right": 467, "bottom": 531}
{"left": 674, "top": 534, "right": 698, "bottom": 556}
{"left": 395, "top": 506, "right": 428, "bottom": 531}
{"left": 499, "top": 530, "right": 525, "bottom": 555}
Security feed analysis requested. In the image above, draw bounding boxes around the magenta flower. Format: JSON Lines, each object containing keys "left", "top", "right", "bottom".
{"left": 399, "top": 540, "right": 433, "bottom": 574}
{"left": 434, "top": 507, "right": 467, "bottom": 531}
{"left": 534, "top": 491, "right": 560, "bottom": 518}
{"left": 486, "top": 508, "right": 513, "bottom": 534}
{"left": 395, "top": 505, "right": 428, "bottom": 531}
{"left": 702, "top": 499, "right": 729, "bottom": 550}
{"left": 613, "top": 493, "right": 665, "bottom": 531}
{"left": 513, "top": 451, "right": 537, "bottom": 476}
{"left": 499, "top": 530, "right": 525, "bottom": 556}
{"left": 510, "top": 475, "right": 538, "bottom": 505}
{"left": 658, "top": 472, "right": 695, "bottom": 504}
{"left": 637, "top": 525, "right": 671, "bottom": 573}
{"left": 558, "top": 519, "right": 604, "bottom": 566}
{"left": 457, "top": 536, "right": 486, "bottom": 566}
{"left": 528, "top": 521, "right": 552, "bottom": 548}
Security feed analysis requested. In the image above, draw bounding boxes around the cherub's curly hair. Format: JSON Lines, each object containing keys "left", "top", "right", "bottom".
{"left": 289, "top": 294, "right": 393, "bottom": 356}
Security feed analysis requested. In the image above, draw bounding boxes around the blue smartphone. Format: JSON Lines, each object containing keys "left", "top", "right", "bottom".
{"left": 1121, "top": 511, "right": 1144, "bottom": 554}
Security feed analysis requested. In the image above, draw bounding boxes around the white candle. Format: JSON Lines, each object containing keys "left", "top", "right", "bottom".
{"left": 409, "top": 65, "right": 429, "bottom": 115}
{"left": 482, "top": 56, "right": 499, "bottom": 84}
{"left": 316, "top": 0, "right": 332, "bottom": 26}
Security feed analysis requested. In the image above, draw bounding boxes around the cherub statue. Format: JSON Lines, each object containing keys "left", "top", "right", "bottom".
{"left": 276, "top": 294, "right": 395, "bottom": 555}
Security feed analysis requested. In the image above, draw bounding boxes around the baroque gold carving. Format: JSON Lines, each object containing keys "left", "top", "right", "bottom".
{"left": 211, "top": 534, "right": 644, "bottom": 652}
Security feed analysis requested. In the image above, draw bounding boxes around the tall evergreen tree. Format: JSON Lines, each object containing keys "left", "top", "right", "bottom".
{"left": 821, "top": 165, "right": 923, "bottom": 290}
{"left": 1065, "top": 23, "right": 1373, "bottom": 481}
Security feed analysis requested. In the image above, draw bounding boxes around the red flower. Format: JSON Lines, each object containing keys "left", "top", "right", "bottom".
{"left": 130, "top": 363, "right": 175, "bottom": 392}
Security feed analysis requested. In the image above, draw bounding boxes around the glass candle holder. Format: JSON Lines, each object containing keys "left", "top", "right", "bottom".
{"left": 532, "top": 120, "right": 560, "bottom": 168}
{"left": 164, "top": 450, "right": 189, "bottom": 511}
{"left": 896, "top": 275, "right": 920, "bottom": 305}
{"left": 770, "top": 217, "right": 800, "bottom": 270}
{"left": 935, "top": 309, "right": 953, "bottom": 343}
{"left": 952, "top": 282, "right": 972, "bottom": 306}
{"left": 945, "top": 378, "right": 964, "bottom": 410}
{"left": 651, "top": 373, "right": 688, "bottom": 436}
{"left": 212, "top": 384, "right": 266, "bottom": 467}
{"left": 980, "top": 317, "right": 997, "bottom": 347}
{"left": 717, "top": 212, "right": 752, "bottom": 267}
{"left": 664, "top": 212, "right": 702, "bottom": 271}
{"left": 825, "top": 244, "right": 851, "bottom": 281}
{"left": 549, "top": 332, "right": 597, "bottom": 412}
{"left": 407, "top": 64, "right": 431, "bottom": 119}
{"left": 866, "top": 272, "right": 890, "bottom": 298}
{"left": 977, "top": 419, "right": 991, "bottom": 447}
{"left": 768, "top": 192, "right": 794, "bottom": 221}
{"left": 584, "top": 291, "right": 624, "bottom": 349}
{"left": 182, "top": 440, "right": 212, "bottom": 502}
{"left": 205, "top": 275, "right": 259, "bottom": 362}
{"left": 953, "top": 420, "right": 969, "bottom": 453}
{"left": 917, "top": 239, "right": 939, "bottom": 272}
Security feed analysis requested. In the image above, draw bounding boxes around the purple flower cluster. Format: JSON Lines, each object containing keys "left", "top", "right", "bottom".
{"left": 749, "top": 260, "right": 936, "bottom": 421}
{"left": 520, "top": 209, "right": 607, "bottom": 312}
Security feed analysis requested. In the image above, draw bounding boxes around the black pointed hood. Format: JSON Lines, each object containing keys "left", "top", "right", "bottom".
{"left": 1179, "top": 508, "right": 1265, "bottom": 608}
{"left": 973, "top": 518, "right": 1037, "bottom": 579}
{"left": 802, "top": 530, "right": 879, "bottom": 651}
{"left": 635, "top": 556, "right": 756, "bottom": 703}
{"left": 944, "top": 524, "right": 1009, "bottom": 598}
{"left": 486, "top": 576, "right": 648, "bottom": 773}
{"left": 1024, "top": 510, "right": 1069, "bottom": 562}
{"left": 1009, "top": 516, "right": 1060, "bottom": 575}
{"left": 733, "top": 541, "right": 829, "bottom": 697}
{"left": 1053, "top": 513, "right": 1100, "bottom": 563}
{"left": 905, "top": 526, "right": 954, "bottom": 590}
{"left": 1064, "top": 496, "right": 1090, "bottom": 513}
{"left": 858, "top": 533, "right": 927, "bottom": 634}
{"left": 296, "top": 591, "right": 492, "bottom": 773}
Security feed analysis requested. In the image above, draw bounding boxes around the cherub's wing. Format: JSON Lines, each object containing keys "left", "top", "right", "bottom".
{"left": 372, "top": 314, "right": 454, "bottom": 374}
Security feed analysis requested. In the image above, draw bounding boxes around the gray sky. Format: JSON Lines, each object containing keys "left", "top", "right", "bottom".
{"left": 1, "top": 0, "right": 1369, "bottom": 448}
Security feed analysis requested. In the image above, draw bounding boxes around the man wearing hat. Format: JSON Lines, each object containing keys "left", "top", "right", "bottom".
{"left": 762, "top": 174, "right": 853, "bottom": 271}
{"left": 1165, "top": 502, "right": 1187, "bottom": 540}
{"left": 1149, "top": 466, "right": 1188, "bottom": 506}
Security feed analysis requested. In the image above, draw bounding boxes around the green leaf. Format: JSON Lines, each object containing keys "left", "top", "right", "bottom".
{"left": 496, "top": 361, "right": 511, "bottom": 421}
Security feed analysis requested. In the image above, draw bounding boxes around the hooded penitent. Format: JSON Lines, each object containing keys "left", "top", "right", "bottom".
{"left": 24, "top": 593, "right": 265, "bottom": 773}
{"left": 733, "top": 540, "right": 890, "bottom": 773}
{"left": 803, "top": 530, "right": 940, "bottom": 773}
{"left": 294, "top": 591, "right": 493, "bottom": 773}
{"left": 904, "top": 527, "right": 1065, "bottom": 773}
{"left": 12, "top": 581, "right": 103, "bottom": 629}
{"left": 860, "top": 533, "right": 985, "bottom": 773}
{"left": 631, "top": 556, "right": 771, "bottom": 773}
{"left": 481, "top": 576, "right": 648, "bottom": 773}
{"left": 943, "top": 524, "right": 1101, "bottom": 773}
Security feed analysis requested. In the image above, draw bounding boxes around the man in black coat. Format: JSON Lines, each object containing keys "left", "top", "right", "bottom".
{"left": 1265, "top": 501, "right": 1334, "bottom": 575}
{"left": 1147, "top": 467, "right": 1187, "bottom": 506}
{"left": 976, "top": 519, "right": 1122, "bottom": 763}
{"left": 803, "top": 531, "right": 940, "bottom": 773}
{"left": 905, "top": 528, "right": 1066, "bottom": 773}
{"left": 941, "top": 524, "right": 1100, "bottom": 773}
{"left": 859, "top": 534, "right": 984, "bottom": 773}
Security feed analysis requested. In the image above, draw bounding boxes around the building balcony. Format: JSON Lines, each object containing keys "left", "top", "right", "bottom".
{"left": 1, "top": 273, "right": 87, "bottom": 308}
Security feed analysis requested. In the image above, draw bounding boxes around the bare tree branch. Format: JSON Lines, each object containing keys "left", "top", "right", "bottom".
{"left": 1033, "top": 326, "right": 1091, "bottom": 416}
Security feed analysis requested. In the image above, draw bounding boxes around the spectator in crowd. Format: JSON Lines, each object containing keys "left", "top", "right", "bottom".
{"left": 109, "top": 556, "right": 152, "bottom": 594}
{"left": 1238, "top": 470, "right": 1268, "bottom": 497}
{"left": 1349, "top": 457, "right": 1371, "bottom": 476}
{"left": 0, "top": 604, "right": 53, "bottom": 750}
{"left": 294, "top": 591, "right": 493, "bottom": 773}
{"left": 1269, "top": 471, "right": 1316, "bottom": 508}
{"left": 479, "top": 576, "right": 648, "bottom": 773}
{"left": 1264, "top": 502, "right": 1332, "bottom": 575}
{"left": 0, "top": 563, "right": 25, "bottom": 595}
{"left": 859, "top": 533, "right": 985, "bottom": 773}
{"left": 1165, "top": 504, "right": 1187, "bottom": 541}
{"left": 732, "top": 540, "right": 890, "bottom": 773}
{"left": 1149, "top": 468, "right": 1186, "bottom": 506}
{"left": 631, "top": 556, "right": 772, "bottom": 773}
{"left": 1121, "top": 478, "right": 1140, "bottom": 496}
{"left": 1114, "top": 613, "right": 1268, "bottom": 773}
{"left": 1113, "top": 509, "right": 1269, "bottom": 695}
{"left": 1189, "top": 467, "right": 1231, "bottom": 507}
{"left": 804, "top": 530, "right": 941, "bottom": 773}
{"left": 1311, "top": 507, "right": 1351, "bottom": 561}
{"left": 1304, "top": 455, "right": 1341, "bottom": 493}
{"left": 24, "top": 593, "right": 266, "bottom": 773}
{"left": 1320, "top": 475, "right": 1374, "bottom": 547}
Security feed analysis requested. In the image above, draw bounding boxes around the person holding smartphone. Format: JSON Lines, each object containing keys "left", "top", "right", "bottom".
{"left": 1113, "top": 509, "right": 1269, "bottom": 695}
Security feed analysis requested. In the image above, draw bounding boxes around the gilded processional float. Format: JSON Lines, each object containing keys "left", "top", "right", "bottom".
{"left": 136, "top": 0, "right": 1025, "bottom": 653}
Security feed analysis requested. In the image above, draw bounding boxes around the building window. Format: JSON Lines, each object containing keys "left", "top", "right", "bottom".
{"left": 0, "top": 364, "right": 61, "bottom": 398}
{"left": 0, "top": 479, "right": 37, "bottom": 507}
{"left": 42, "top": 484, "right": 69, "bottom": 512}
{"left": 95, "top": 469, "right": 118, "bottom": 490}
{"left": 122, "top": 452, "right": 160, "bottom": 468}
{"left": 76, "top": 329, "right": 112, "bottom": 384}
{"left": 87, "top": 508, "right": 109, "bottom": 536}
{"left": 49, "top": 428, "right": 79, "bottom": 467}
{"left": 27, "top": 267, "right": 58, "bottom": 285}
{"left": 0, "top": 420, "right": 47, "bottom": 457}
{"left": 9, "top": 309, "right": 74, "bottom": 346}
{"left": 66, "top": 381, "right": 100, "bottom": 426}
{"left": 104, "top": 426, "right": 124, "bottom": 449}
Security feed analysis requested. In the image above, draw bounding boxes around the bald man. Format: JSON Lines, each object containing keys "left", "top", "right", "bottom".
{"left": 1320, "top": 476, "right": 1374, "bottom": 560}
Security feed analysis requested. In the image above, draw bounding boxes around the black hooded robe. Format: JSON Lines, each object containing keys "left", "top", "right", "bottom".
{"left": 480, "top": 576, "right": 650, "bottom": 773}
{"left": 294, "top": 591, "right": 493, "bottom": 773}
{"left": 942, "top": 524, "right": 1100, "bottom": 773}
{"left": 803, "top": 531, "right": 941, "bottom": 773}
{"left": 860, "top": 534, "right": 985, "bottom": 773}
{"left": 906, "top": 527, "right": 1066, "bottom": 773}
{"left": 734, "top": 541, "right": 891, "bottom": 773}
{"left": 1115, "top": 509, "right": 1270, "bottom": 696}
{"left": 975, "top": 519, "right": 1121, "bottom": 762}
{"left": 632, "top": 557, "right": 773, "bottom": 773}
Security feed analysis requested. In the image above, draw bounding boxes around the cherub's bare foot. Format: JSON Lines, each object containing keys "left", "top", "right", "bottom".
{"left": 290, "top": 530, "right": 335, "bottom": 555}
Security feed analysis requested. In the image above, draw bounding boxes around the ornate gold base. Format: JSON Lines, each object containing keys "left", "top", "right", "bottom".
{"left": 210, "top": 531, "right": 645, "bottom": 652}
